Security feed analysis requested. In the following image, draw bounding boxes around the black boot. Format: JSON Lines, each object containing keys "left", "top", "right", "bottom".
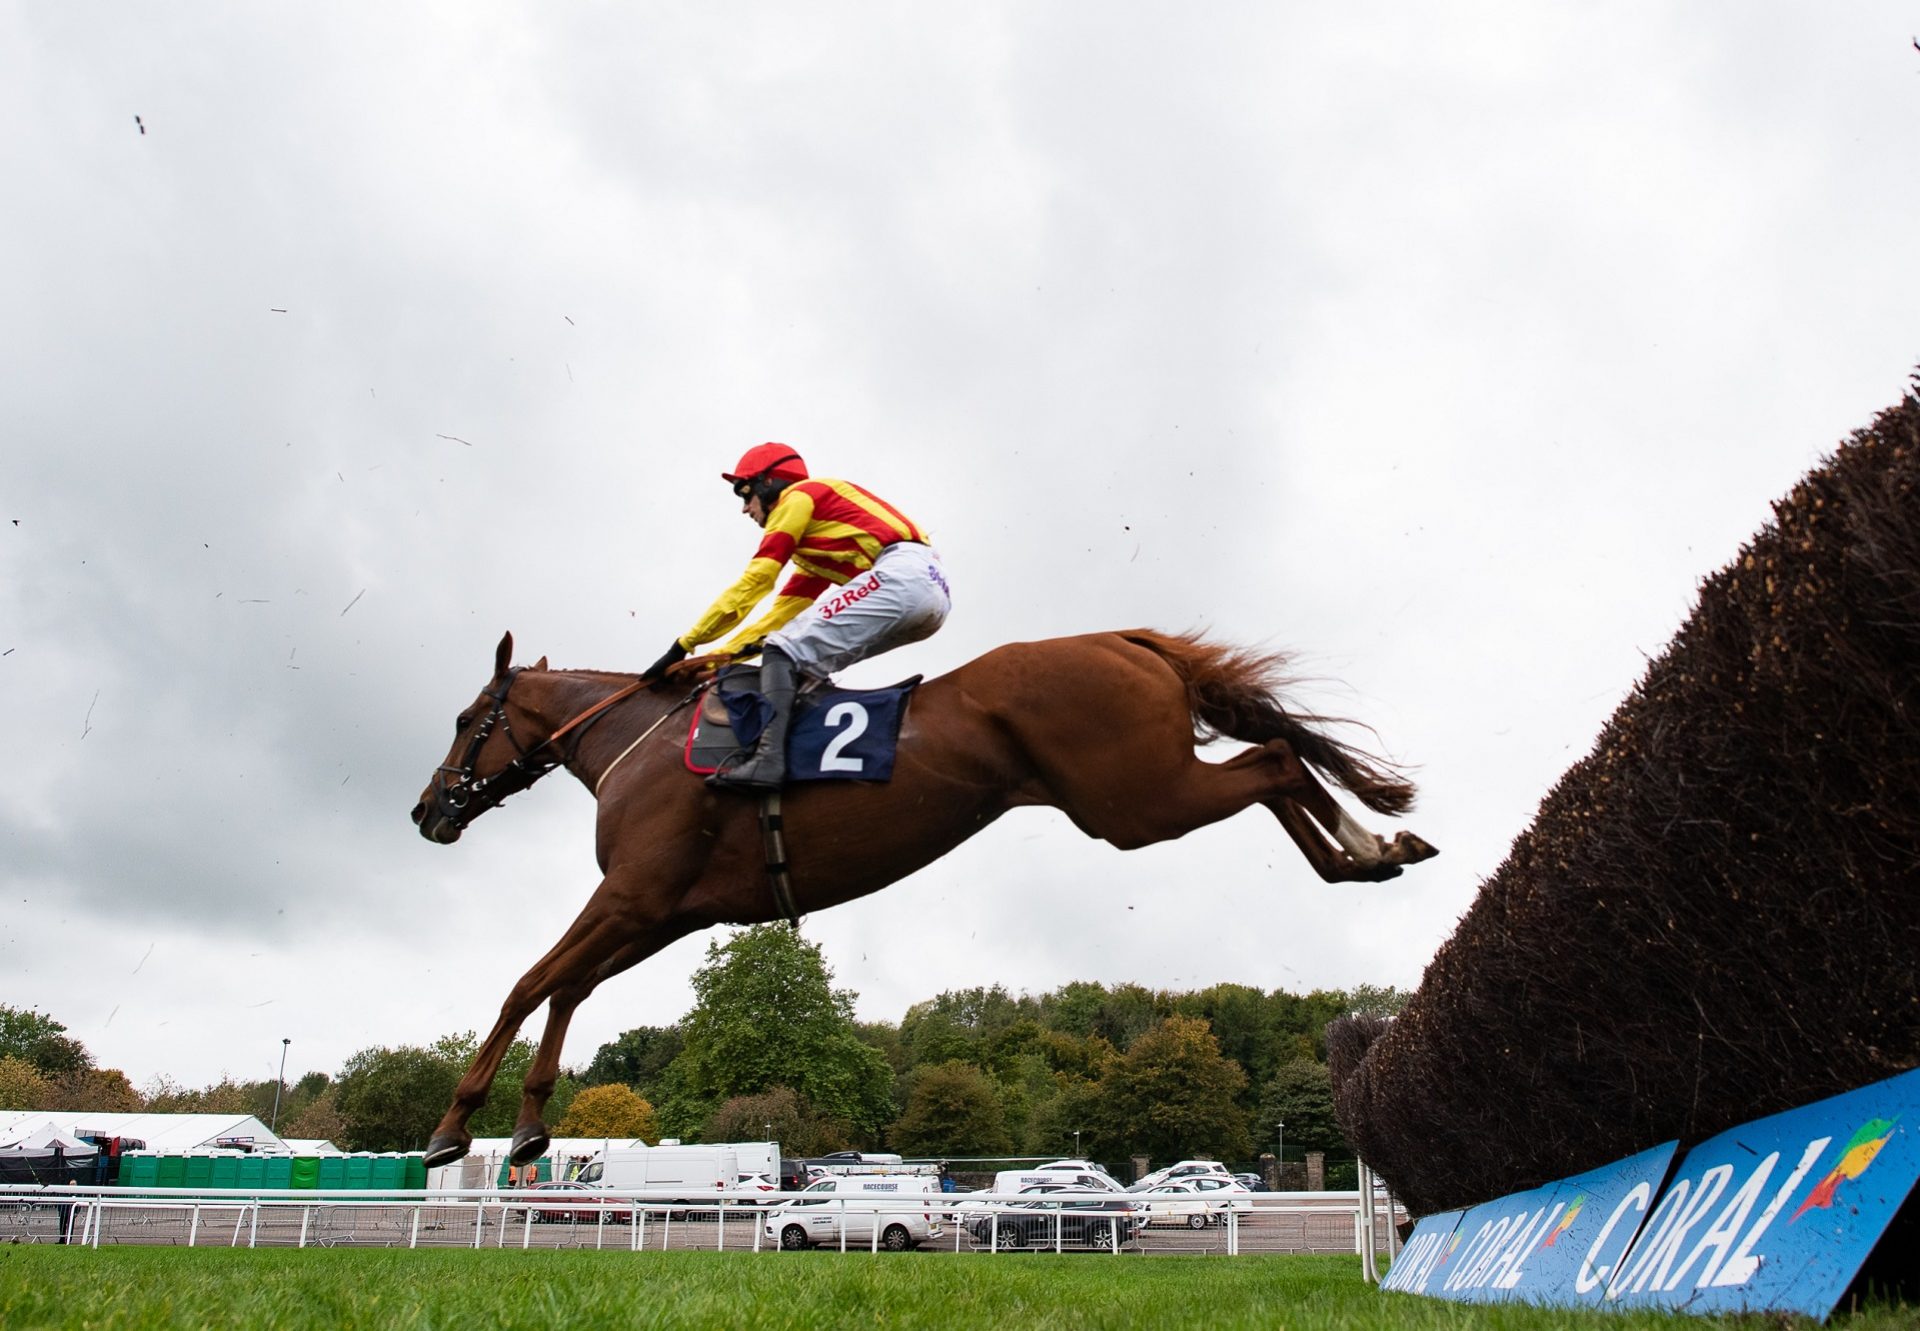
{"left": 708, "top": 648, "right": 795, "bottom": 792}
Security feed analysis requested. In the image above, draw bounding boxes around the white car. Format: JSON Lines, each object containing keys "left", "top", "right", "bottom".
{"left": 1136, "top": 1177, "right": 1253, "bottom": 1227}
{"left": 1128, "top": 1160, "right": 1233, "bottom": 1191}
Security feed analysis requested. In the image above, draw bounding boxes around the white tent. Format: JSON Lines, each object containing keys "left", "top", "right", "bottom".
{"left": 0, "top": 1110, "right": 286, "bottom": 1154}
{"left": 0, "top": 1118, "right": 97, "bottom": 1154}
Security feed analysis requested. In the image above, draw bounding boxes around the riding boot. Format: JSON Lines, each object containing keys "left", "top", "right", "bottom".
{"left": 708, "top": 648, "right": 796, "bottom": 792}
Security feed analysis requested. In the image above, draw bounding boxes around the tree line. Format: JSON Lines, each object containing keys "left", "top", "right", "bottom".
{"left": 3, "top": 927, "right": 1404, "bottom": 1168}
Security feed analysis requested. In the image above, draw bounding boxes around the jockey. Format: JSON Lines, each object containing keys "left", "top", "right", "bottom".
{"left": 644, "top": 443, "right": 951, "bottom": 792}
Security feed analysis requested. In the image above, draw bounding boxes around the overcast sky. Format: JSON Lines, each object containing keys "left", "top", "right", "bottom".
{"left": 4, "top": 4, "right": 1917, "bottom": 1094}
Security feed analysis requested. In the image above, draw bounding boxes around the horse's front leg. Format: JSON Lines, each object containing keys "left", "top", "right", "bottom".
{"left": 508, "top": 922, "right": 700, "bottom": 1165}
{"left": 423, "top": 901, "right": 640, "bottom": 1169}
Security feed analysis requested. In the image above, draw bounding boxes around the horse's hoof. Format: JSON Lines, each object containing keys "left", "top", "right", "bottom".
{"left": 423, "top": 1135, "right": 472, "bottom": 1170}
{"left": 1390, "top": 832, "right": 1440, "bottom": 865}
{"left": 509, "top": 1122, "right": 551, "bottom": 1166}
{"left": 1357, "top": 862, "right": 1405, "bottom": 883}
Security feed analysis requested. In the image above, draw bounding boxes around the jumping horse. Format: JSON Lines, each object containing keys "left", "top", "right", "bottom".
{"left": 411, "top": 628, "right": 1437, "bottom": 1169}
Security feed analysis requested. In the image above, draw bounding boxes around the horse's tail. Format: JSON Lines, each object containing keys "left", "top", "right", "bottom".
{"left": 1119, "top": 629, "right": 1417, "bottom": 816}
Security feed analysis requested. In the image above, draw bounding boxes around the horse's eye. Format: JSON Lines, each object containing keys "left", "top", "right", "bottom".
{"left": 455, "top": 713, "right": 473, "bottom": 734}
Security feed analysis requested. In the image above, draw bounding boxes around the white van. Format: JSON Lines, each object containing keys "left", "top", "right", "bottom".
{"left": 576, "top": 1145, "right": 738, "bottom": 1207}
{"left": 992, "top": 1166, "right": 1126, "bottom": 1195}
{"left": 763, "top": 1175, "right": 945, "bottom": 1251}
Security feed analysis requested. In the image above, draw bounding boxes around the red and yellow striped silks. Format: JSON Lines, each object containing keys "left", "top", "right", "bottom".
{"left": 679, "top": 479, "right": 929, "bottom": 653}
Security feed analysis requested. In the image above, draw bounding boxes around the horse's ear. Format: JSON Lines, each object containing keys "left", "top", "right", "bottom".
{"left": 532, "top": 656, "right": 549, "bottom": 671}
{"left": 495, "top": 632, "right": 514, "bottom": 678}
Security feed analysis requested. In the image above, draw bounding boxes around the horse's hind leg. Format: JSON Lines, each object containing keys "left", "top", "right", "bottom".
{"left": 1260, "top": 751, "right": 1438, "bottom": 883}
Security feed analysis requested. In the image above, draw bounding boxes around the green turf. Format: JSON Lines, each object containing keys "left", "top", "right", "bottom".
{"left": 0, "top": 1247, "right": 1911, "bottom": 1331}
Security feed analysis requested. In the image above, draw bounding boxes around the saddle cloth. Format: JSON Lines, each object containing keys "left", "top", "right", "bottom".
{"left": 684, "top": 665, "right": 920, "bottom": 782}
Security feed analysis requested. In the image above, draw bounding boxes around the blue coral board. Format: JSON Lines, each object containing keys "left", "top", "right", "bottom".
{"left": 1382, "top": 1142, "right": 1678, "bottom": 1304}
{"left": 1381, "top": 1068, "right": 1920, "bottom": 1320}
{"left": 1603, "top": 1066, "right": 1920, "bottom": 1318}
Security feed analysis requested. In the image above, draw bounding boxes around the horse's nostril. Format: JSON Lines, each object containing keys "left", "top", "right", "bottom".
{"left": 411, "top": 803, "right": 426, "bottom": 825}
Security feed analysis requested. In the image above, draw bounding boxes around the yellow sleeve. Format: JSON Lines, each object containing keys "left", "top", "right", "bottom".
{"left": 680, "top": 488, "right": 819, "bottom": 650}
{"left": 720, "top": 592, "right": 818, "bottom": 655}
{"left": 679, "top": 557, "right": 782, "bottom": 649}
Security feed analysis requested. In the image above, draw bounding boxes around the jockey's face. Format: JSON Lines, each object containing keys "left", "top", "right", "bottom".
{"left": 743, "top": 491, "right": 769, "bottom": 525}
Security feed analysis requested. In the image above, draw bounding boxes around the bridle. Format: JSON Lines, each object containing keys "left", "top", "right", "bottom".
{"left": 428, "top": 669, "right": 651, "bottom": 830}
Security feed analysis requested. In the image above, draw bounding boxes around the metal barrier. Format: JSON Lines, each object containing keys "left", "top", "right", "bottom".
{"left": 1, "top": 1183, "right": 1401, "bottom": 1265}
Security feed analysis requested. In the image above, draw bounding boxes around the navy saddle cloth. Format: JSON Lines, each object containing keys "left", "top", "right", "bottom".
{"left": 684, "top": 665, "right": 920, "bottom": 782}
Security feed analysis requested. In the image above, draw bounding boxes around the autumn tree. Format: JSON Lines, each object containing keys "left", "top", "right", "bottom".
{"left": 0, "top": 1055, "right": 55, "bottom": 1109}
{"left": 1094, "top": 1015, "right": 1250, "bottom": 1162}
{"left": 703, "top": 1086, "right": 851, "bottom": 1156}
{"left": 556, "top": 1084, "right": 657, "bottom": 1139}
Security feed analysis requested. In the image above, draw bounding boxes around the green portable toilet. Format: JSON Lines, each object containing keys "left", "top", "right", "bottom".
{"left": 120, "top": 1153, "right": 159, "bottom": 1189}
{"left": 210, "top": 1155, "right": 241, "bottom": 1189}
{"left": 317, "top": 1155, "right": 349, "bottom": 1190}
{"left": 237, "top": 1155, "right": 267, "bottom": 1189}
{"left": 370, "top": 1154, "right": 405, "bottom": 1195}
{"left": 264, "top": 1156, "right": 294, "bottom": 1189}
{"left": 344, "top": 1154, "right": 374, "bottom": 1190}
{"left": 184, "top": 1155, "right": 215, "bottom": 1189}
{"left": 403, "top": 1155, "right": 427, "bottom": 1190}
{"left": 157, "top": 1155, "right": 188, "bottom": 1188}
{"left": 290, "top": 1157, "right": 321, "bottom": 1190}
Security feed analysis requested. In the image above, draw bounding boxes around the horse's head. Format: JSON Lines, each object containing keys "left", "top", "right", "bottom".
{"left": 412, "top": 632, "right": 553, "bottom": 844}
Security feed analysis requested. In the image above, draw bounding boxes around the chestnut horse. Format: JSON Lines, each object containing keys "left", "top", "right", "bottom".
{"left": 410, "top": 628, "right": 1436, "bottom": 1169}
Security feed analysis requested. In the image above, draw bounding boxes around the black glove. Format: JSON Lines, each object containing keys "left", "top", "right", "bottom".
{"left": 644, "top": 641, "right": 689, "bottom": 679}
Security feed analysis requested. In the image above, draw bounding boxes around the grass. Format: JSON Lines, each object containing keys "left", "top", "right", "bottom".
{"left": 0, "top": 1247, "right": 1913, "bottom": 1331}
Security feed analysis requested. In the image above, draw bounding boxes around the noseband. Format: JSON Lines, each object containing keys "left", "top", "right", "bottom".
{"left": 430, "top": 668, "right": 558, "bottom": 829}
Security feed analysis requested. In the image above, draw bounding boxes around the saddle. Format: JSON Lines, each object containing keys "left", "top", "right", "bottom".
{"left": 684, "top": 664, "right": 920, "bottom": 781}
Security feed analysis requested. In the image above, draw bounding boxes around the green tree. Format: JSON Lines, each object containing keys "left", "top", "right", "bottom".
{"left": 890, "top": 1060, "right": 1013, "bottom": 1157}
{"left": 658, "top": 926, "right": 893, "bottom": 1141}
{"left": 582, "top": 1026, "right": 684, "bottom": 1098}
{"left": 333, "top": 1046, "right": 460, "bottom": 1151}
{"left": 0, "top": 1005, "right": 91, "bottom": 1078}
{"left": 556, "top": 1084, "right": 657, "bottom": 1139}
{"left": 1094, "top": 1015, "right": 1250, "bottom": 1162}
{"left": 1254, "top": 1058, "right": 1344, "bottom": 1158}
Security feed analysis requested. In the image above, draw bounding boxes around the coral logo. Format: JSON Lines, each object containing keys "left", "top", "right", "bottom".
{"left": 1791, "top": 1117, "right": 1896, "bottom": 1222}
{"left": 1542, "top": 1193, "right": 1585, "bottom": 1247}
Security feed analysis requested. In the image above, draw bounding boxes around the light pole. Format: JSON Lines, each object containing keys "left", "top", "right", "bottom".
{"left": 1276, "top": 1121, "right": 1285, "bottom": 1187}
{"left": 271, "top": 1039, "right": 291, "bottom": 1132}
{"left": 1072, "top": 1130, "right": 1082, "bottom": 1159}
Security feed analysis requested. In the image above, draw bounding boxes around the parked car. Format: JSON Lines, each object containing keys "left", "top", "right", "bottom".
{"left": 1135, "top": 1181, "right": 1230, "bottom": 1229}
{"left": 967, "top": 1193, "right": 1137, "bottom": 1250}
{"left": 1232, "top": 1172, "right": 1267, "bottom": 1192}
{"left": 728, "top": 1172, "right": 782, "bottom": 1206}
{"left": 526, "top": 1180, "right": 632, "bottom": 1225}
{"left": 1127, "top": 1160, "right": 1233, "bottom": 1191}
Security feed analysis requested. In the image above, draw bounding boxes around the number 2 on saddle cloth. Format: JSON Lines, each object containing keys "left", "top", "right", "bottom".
{"left": 683, "top": 664, "right": 920, "bottom": 782}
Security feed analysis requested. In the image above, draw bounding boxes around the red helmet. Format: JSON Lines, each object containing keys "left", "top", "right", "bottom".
{"left": 721, "top": 443, "right": 809, "bottom": 487}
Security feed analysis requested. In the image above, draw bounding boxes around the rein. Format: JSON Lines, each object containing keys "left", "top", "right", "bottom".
{"left": 433, "top": 673, "right": 669, "bottom": 828}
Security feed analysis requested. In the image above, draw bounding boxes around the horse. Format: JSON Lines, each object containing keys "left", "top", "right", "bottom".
{"left": 410, "top": 628, "right": 1438, "bottom": 1169}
